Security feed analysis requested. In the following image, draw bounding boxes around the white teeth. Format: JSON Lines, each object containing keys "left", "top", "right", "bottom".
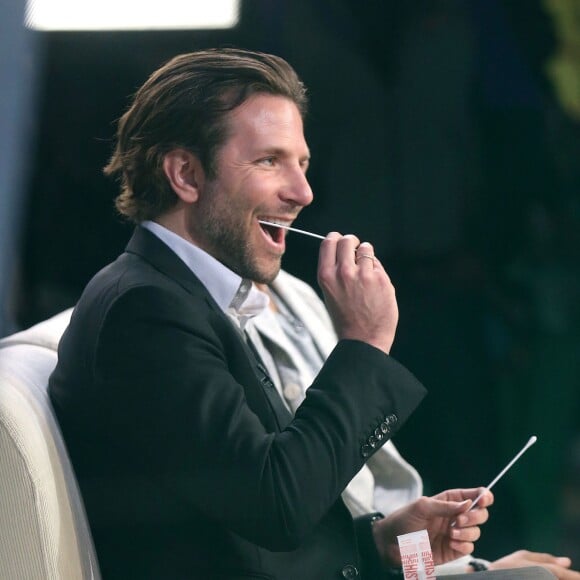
{"left": 259, "top": 219, "right": 289, "bottom": 228}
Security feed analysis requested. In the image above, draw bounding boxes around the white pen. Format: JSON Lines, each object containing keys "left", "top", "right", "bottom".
{"left": 452, "top": 435, "right": 537, "bottom": 526}
{"left": 258, "top": 220, "right": 326, "bottom": 241}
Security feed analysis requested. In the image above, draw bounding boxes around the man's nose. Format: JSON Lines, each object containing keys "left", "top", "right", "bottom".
{"left": 281, "top": 167, "right": 313, "bottom": 207}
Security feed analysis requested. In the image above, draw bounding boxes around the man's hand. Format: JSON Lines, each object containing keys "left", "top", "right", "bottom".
{"left": 371, "top": 488, "right": 494, "bottom": 567}
{"left": 489, "top": 550, "right": 580, "bottom": 579}
{"left": 318, "top": 233, "right": 398, "bottom": 354}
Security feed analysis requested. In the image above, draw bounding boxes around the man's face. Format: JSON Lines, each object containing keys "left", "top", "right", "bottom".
{"left": 190, "top": 94, "right": 313, "bottom": 283}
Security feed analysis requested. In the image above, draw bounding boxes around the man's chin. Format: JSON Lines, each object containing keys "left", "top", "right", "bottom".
{"left": 252, "top": 258, "right": 282, "bottom": 285}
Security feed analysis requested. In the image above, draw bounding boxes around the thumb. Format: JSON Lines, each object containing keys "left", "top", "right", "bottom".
{"left": 427, "top": 498, "right": 472, "bottom": 518}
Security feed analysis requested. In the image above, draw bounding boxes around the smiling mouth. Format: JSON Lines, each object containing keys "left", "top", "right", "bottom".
{"left": 258, "top": 220, "right": 287, "bottom": 244}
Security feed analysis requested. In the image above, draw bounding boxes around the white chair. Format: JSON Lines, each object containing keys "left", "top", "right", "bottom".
{"left": 0, "top": 309, "right": 100, "bottom": 579}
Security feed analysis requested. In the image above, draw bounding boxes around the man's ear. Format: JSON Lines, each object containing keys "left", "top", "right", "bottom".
{"left": 162, "top": 149, "right": 205, "bottom": 203}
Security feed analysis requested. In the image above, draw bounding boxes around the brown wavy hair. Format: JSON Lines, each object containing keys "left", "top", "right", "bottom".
{"left": 104, "top": 48, "right": 308, "bottom": 223}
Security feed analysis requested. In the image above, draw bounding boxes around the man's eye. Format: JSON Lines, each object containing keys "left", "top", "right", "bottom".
{"left": 259, "top": 157, "right": 276, "bottom": 166}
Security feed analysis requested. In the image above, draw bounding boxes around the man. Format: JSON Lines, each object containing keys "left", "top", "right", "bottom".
{"left": 250, "top": 271, "right": 580, "bottom": 579}
{"left": 49, "top": 48, "right": 492, "bottom": 579}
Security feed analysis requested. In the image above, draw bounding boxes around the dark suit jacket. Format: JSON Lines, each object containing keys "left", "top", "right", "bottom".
{"left": 49, "top": 226, "right": 427, "bottom": 580}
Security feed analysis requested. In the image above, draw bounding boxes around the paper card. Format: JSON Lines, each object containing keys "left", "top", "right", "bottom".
{"left": 397, "top": 529, "right": 435, "bottom": 580}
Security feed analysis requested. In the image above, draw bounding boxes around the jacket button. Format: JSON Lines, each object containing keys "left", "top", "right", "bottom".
{"left": 368, "top": 435, "right": 378, "bottom": 448}
{"left": 386, "top": 413, "right": 398, "bottom": 425}
{"left": 283, "top": 382, "right": 302, "bottom": 401}
{"left": 379, "top": 421, "right": 390, "bottom": 435}
{"left": 374, "top": 427, "right": 384, "bottom": 440}
{"left": 341, "top": 564, "right": 359, "bottom": 578}
{"left": 361, "top": 444, "right": 372, "bottom": 458}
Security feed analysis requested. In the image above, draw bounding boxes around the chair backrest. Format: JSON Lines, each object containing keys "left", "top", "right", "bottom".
{"left": 0, "top": 309, "right": 100, "bottom": 579}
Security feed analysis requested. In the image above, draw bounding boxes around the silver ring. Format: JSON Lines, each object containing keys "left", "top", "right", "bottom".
{"left": 356, "top": 254, "right": 375, "bottom": 263}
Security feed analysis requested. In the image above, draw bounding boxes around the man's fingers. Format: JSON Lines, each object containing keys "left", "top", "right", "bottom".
{"left": 336, "top": 234, "right": 361, "bottom": 264}
{"left": 454, "top": 506, "right": 489, "bottom": 528}
{"left": 434, "top": 487, "right": 493, "bottom": 504}
{"left": 355, "top": 242, "right": 375, "bottom": 267}
{"left": 523, "top": 551, "right": 574, "bottom": 569}
{"left": 317, "top": 232, "right": 398, "bottom": 354}
{"left": 450, "top": 524, "right": 481, "bottom": 543}
{"left": 318, "top": 231, "right": 341, "bottom": 262}
{"left": 448, "top": 540, "right": 476, "bottom": 556}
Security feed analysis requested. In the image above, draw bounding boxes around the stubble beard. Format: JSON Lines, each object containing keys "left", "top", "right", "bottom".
{"left": 205, "top": 220, "right": 282, "bottom": 284}
{"left": 195, "top": 188, "right": 282, "bottom": 284}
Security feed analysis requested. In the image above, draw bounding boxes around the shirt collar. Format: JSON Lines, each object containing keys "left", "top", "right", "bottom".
{"left": 228, "top": 279, "right": 270, "bottom": 330}
{"left": 142, "top": 220, "right": 269, "bottom": 328}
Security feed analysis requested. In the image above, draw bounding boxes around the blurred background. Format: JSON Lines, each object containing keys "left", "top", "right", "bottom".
{"left": 2, "top": 0, "right": 579, "bottom": 565}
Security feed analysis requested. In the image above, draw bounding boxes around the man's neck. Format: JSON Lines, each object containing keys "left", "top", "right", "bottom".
{"left": 255, "top": 283, "right": 279, "bottom": 313}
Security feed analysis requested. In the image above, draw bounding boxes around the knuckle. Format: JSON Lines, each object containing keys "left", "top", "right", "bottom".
{"left": 416, "top": 496, "right": 430, "bottom": 510}
{"left": 317, "top": 267, "right": 333, "bottom": 286}
{"left": 337, "top": 263, "right": 355, "bottom": 281}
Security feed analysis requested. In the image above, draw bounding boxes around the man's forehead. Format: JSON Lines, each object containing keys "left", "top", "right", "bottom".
{"left": 224, "top": 94, "right": 308, "bottom": 150}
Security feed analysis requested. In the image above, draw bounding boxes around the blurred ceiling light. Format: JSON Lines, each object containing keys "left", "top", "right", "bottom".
{"left": 25, "top": 0, "right": 239, "bottom": 31}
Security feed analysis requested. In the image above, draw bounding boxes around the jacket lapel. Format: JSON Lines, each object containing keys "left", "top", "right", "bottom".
{"left": 125, "top": 226, "right": 292, "bottom": 432}
{"left": 125, "top": 226, "right": 216, "bottom": 305}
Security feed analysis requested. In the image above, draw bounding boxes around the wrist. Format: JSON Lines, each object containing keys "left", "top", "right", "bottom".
{"left": 354, "top": 512, "right": 388, "bottom": 579}
{"left": 468, "top": 559, "right": 489, "bottom": 572}
{"left": 371, "top": 515, "right": 401, "bottom": 567}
